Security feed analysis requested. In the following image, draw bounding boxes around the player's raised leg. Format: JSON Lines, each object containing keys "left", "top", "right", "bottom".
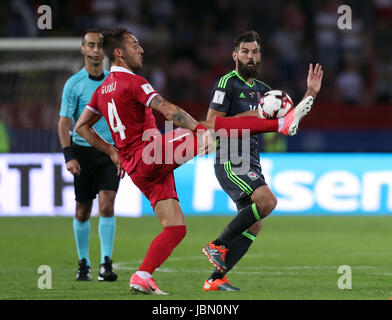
{"left": 278, "top": 96, "right": 314, "bottom": 136}
{"left": 200, "top": 95, "right": 314, "bottom": 138}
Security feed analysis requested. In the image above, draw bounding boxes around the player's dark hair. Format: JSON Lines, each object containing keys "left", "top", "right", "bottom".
{"left": 233, "top": 30, "right": 261, "bottom": 50}
{"left": 81, "top": 28, "right": 102, "bottom": 45}
{"left": 102, "top": 27, "right": 132, "bottom": 62}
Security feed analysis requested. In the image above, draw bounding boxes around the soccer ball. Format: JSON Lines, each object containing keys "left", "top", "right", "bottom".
{"left": 257, "top": 90, "right": 293, "bottom": 119}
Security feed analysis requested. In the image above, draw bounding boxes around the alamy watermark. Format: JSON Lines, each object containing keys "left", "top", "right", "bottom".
{"left": 337, "top": 265, "right": 352, "bottom": 290}
{"left": 37, "top": 5, "right": 52, "bottom": 30}
{"left": 36, "top": 4, "right": 352, "bottom": 31}
{"left": 37, "top": 265, "right": 52, "bottom": 289}
{"left": 337, "top": 5, "right": 352, "bottom": 30}
{"left": 140, "top": 121, "right": 251, "bottom": 175}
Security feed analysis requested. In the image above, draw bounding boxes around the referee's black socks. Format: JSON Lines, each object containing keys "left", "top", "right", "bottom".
{"left": 214, "top": 203, "right": 262, "bottom": 246}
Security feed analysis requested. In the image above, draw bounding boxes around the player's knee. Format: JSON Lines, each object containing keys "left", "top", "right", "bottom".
{"left": 166, "top": 225, "right": 187, "bottom": 244}
{"left": 264, "top": 195, "right": 277, "bottom": 215}
{"left": 75, "top": 202, "right": 92, "bottom": 222}
{"left": 99, "top": 203, "right": 114, "bottom": 217}
{"left": 75, "top": 212, "right": 90, "bottom": 223}
{"left": 177, "top": 225, "right": 187, "bottom": 241}
{"left": 254, "top": 194, "right": 277, "bottom": 217}
{"left": 269, "top": 195, "right": 278, "bottom": 212}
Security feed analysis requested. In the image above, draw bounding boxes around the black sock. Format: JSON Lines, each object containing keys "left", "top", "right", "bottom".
{"left": 213, "top": 239, "right": 224, "bottom": 246}
{"left": 209, "top": 230, "right": 256, "bottom": 280}
{"left": 209, "top": 269, "right": 224, "bottom": 281}
{"left": 225, "top": 230, "right": 256, "bottom": 271}
{"left": 217, "top": 203, "right": 261, "bottom": 245}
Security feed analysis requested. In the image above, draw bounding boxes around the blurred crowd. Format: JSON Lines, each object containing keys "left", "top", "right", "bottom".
{"left": 1, "top": 0, "right": 392, "bottom": 106}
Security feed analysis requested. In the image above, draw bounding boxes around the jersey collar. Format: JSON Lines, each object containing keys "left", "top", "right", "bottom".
{"left": 110, "top": 66, "right": 135, "bottom": 75}
{"left": 234, "top": 70, "right": 255, "bottom": 88}
{"left": 88, "top": 73, "right": 105, "bottom": 81}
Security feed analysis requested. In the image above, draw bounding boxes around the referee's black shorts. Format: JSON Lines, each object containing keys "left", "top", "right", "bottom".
{"left": 214, "top": 160, "right": 267, "bottom": 211}
{"left": 72, "top": 143, "right": 120, "bottom": 203}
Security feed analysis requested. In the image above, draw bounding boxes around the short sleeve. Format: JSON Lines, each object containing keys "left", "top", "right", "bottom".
{"left": 209, "top": 81, "right": 231, "bottom": 114}
{"left": 59, "top": 79, "right": 78, "bottom": 117}
{"left": 131, "top": 76, "right": 158, "bottom": 107}
{"left": 85, "top": 88, "right": 101, "bottom": 115}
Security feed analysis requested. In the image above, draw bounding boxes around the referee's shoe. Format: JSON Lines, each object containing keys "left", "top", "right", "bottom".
{"left": 75, "top": 258, "right": 92, "bottom": 281}
{"left": 98, "top": 256, "right": 118, "bottom": 281}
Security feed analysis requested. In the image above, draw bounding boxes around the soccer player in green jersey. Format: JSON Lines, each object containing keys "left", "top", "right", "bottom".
{"left": 202, "top": 31, "right": 323, "bottom": 291}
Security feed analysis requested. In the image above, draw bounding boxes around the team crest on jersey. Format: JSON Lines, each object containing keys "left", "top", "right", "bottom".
{"left": 141, "top": 83, "right": 154, "bottom": 95}
{"left": 247, "top": 171, "right": 259, "bottom": 181}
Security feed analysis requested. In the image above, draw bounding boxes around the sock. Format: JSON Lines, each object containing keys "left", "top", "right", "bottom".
{"left": 138, "top": 225, "right": 186, "bottom": 275}
{"left": 209, "top": 269, "right": 224, "bottom": 281}
{"left": 214, "top": 116, "right": 278, "bottom": 137}
{"left": 216, "top": 203, "right": 262, "bottom": 245}
{"left": 73, "top": 218, "right": 91, "bottom": 266}
{"left": 209, "top": 230, "right": 257, "bottom": 280}
{"left": 98, "top": 216, "right": 116, "bottom": 264}
{"left": 136, "top": 271, "right": 152, "bottom": 279}
{"left": 225, "top": 230, "right": 256, "bottom": 271}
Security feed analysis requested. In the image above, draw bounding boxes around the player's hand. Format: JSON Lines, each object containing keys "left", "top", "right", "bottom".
{"left": 66, "top": 159, "right": 81, "bottom": 176}
{"left": 198, "top": 129, "right": 215, "bottom": 156}
{"left": 110, "top": 147, "right": 125, "bottom": 179}
{"left": 306, "top": 63, "right": 323, "bottom": 98}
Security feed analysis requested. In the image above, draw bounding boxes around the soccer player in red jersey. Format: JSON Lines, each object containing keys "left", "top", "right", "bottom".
{"left": 75, "top": 27, "right": 315, "bottom": 295}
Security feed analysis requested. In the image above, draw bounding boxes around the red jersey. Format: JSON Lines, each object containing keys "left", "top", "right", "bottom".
{"left": 87, "top": 66, "right": 159, "bottom": 174}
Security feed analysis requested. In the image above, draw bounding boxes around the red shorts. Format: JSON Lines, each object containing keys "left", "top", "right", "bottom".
{"left": 130, "top": 167, "right": 178, "bottom": 209}
{"left": 127, "top": 128, "right": 199, "bottom": 209}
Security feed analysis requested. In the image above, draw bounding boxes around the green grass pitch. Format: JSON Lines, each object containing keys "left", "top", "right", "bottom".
{"left": 1, "top": 216, "right": 391, "bottom": 300}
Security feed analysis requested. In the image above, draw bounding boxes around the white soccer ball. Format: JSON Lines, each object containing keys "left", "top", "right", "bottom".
{"left": 257, "top": 90, "right": 293, "bottom": 119}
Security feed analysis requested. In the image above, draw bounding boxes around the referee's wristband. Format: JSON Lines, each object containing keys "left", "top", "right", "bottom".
{"left": 62, "top": 146, "right": 76, "bottom": 163}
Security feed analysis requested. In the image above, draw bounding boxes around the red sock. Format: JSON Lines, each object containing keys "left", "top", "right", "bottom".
{"left": 214, "top": 116, "right": 278, "bottom": 137}
{"left": 138, "top": 225, "right": 187, "bottom": 274}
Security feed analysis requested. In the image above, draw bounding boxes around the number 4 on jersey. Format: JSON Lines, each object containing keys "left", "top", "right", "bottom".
{"left": 108, "top": 99, "right": 126, "bottom": 140}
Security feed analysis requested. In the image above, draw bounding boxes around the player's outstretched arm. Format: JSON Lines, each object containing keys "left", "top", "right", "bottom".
{"left": 150, "top": 95, "right": 199, "bottom": 131}
{"left": 149, "top": 95, "right": 215, "bottom": 155}
{"left": 75, "top": 108, "right": 125, "bottom": 178}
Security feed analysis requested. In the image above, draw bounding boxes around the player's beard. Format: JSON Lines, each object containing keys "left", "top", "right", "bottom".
{"left": 237, "top": 60, "right": 260, "bottom": 80}
{"left": 122, "top": 52, "right": 142, "bottom": 72}
{"left": 124, "top": 58, "right": 142, "bottom": 72}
